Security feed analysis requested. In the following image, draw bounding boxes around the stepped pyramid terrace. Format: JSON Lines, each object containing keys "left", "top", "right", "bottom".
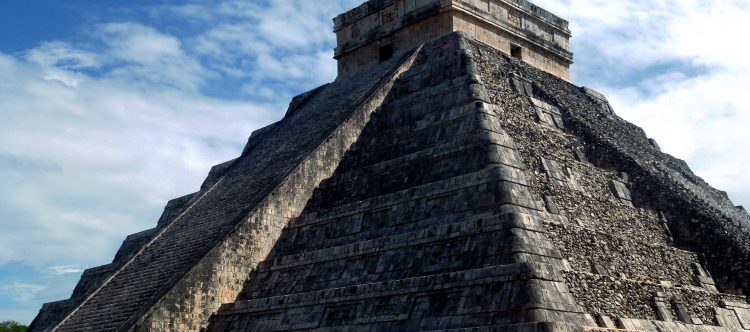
{"left": 30, "top": 0, "right": 750, "bottom": 331}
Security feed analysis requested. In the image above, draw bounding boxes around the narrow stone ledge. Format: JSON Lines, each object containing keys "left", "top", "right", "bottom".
{"left": 267, "top": 212, "right": 557, "bottom": 272}
{"left": 217, "top": 262, "right": 570, "bottom": 315}
{"left": 317, "top": 140, "right": 523, "bottom": 190}
{"left": 293, "top": 166, "right": 545, "bottom": 228}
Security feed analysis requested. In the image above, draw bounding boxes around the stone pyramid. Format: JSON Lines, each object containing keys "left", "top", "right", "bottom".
{"left": 31, "top": 1, "right": 750, "bottom": 331}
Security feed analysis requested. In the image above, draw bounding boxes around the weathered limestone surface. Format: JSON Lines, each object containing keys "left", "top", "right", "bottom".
{"left": 30, "top": 1, "right": 750, "bottom": 330}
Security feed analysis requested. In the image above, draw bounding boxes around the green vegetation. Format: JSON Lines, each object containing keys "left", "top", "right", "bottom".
{"left": 0, "top": 321, "right": 28, "bottom": 332}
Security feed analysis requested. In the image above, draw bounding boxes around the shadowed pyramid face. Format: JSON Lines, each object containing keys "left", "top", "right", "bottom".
{"left": 30, "top": 2, "right": 750, "bottom": 332}
{"left": 333, "top": 0, "right": 573, "bottom": 80}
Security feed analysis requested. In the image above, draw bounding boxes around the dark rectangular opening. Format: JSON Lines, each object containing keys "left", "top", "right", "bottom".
{"left": 379, "top": 44, "right": 393, "bottom": 62}
{"left": 511, "top": 45, "right": 523, "bottom": 60}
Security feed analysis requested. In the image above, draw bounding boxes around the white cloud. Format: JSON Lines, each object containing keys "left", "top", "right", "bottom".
{"left": 49, "top": 265, "right": 83, "bottom": 275}
{"left": 0, "top": 36, "right": 276, "bottom": 269}
{"left": 182, "top": 0, "right": 361, "bottom": 98}
{"left": 95, "top": 22, "right": 214, "bottom": 91}
{"left": 0, "top": 282, "right": 46, "bottom": 304}
{"left": 24, "top": 41, "right": 100, "bottom": 70}
{"left": 99, "top": 23, "right": 184, "bottom": 64}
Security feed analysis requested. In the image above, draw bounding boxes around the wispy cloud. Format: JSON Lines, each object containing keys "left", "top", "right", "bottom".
{"left": 0, "top": 153, "right": 62, "bottom": 173}
{"left": 48, "top": 265, "right": 83, "bottom": 275}
{"left": 0, "top": 282, "right": 46, "bottom": 304}
{"left": 177, "top": 0, "right": 360, "bottom": 99}
{"left": 0, "top": 46, "right": 275, "bottom": 268}
{"left": 23, "top": 41, "right": 101, "bottom": 70}
{"left": 95, "top": 22, "right": 213, "bottom": 91}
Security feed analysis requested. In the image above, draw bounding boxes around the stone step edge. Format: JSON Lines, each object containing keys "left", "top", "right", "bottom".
{"left": 436, "top": 322, "right": 629, "bottom": 332}
{"left": 499, "top": 205, "right": 569, "bottom": 225}
{"left": 264, "top": 212, "right": 557, "bottom": 272}
{"left": 270, "top": 211, "right": 497, "bottom": 264}
{"left": 360, "top": 105, "right": 499, "bottom": 152}
{"left": 362, "top": 83, "right": 500, "bottom": 148}
{"left": 319, "top": 139, "right": 523, "bottom": 190}
{"left": 344, "top": 105, "right": 517, "bottom": 171}
{"left": 384, "top": 73, "right": 486, "bottom": 110}
{"left": 522, "top": 108, "right": 582, "bottom": 142}
{"left": 355, "top": 125, "right": 513, "bottom": 171}
{"left": 397, "top": 48, "right": 476, "bottom": 80}
{"left": 216, "top": 262, "right": 572, "bottom": 316}
{"left": 281, "top": 210, "right": 499, "bottom": 252}
{"left": 292, "top": 165, "right": 540, "bottom": 228}
{"left": 398, "top": 99, "right": 499, "bottom": 136}
{"left": 378, "top": 96, "right": 484, "bottom": 134}
{"left": 619, "top": 317, "right": 741, "bottom": 332}
{"left": 722, "top": 300, "right": 750, "bottom": 309}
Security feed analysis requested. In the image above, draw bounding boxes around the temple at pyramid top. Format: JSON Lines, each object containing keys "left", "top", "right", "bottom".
{"left": 334, "top": 0, "right": 573, "bottom": 80}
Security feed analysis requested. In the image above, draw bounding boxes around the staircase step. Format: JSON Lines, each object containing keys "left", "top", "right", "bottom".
{"left": 242, "top": 213, "right": 564, "bottom": 298}
{"left": 229, "top": 264, "right": 534, "bottom": 313}
{"left": 311, "top": 142, "right": 525, "bottom": 209}
{"left": 318, "top": 135, "right": 521, "bottom": 192}
{"left": 273, "top": 213, "right": 553, "bottom": 272}
{"left": 293, "top": 166, "right": 542, "bottom": 230}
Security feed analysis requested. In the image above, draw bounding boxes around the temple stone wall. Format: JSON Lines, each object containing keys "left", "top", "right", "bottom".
{"left": 452, "top": 10, "right": 570, "bottom": 80}
{"left": 336, "top": 11, "right": 453, "bottom": 73}
{"left": 334, "top": 0, "right": 572, "bottom": 79}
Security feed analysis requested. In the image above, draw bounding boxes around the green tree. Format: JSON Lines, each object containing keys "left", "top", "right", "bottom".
{"left": 0, "top": 320, "right": 27, "bottom": 332}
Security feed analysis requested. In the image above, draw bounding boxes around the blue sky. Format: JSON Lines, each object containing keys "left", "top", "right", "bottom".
{"left": 1, "top": 0, "right": 749, "bottom": 324}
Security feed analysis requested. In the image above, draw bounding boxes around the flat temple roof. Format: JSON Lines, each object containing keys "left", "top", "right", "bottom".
{"left": 334, "top": 0, "right": 570, "bottom": 35}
